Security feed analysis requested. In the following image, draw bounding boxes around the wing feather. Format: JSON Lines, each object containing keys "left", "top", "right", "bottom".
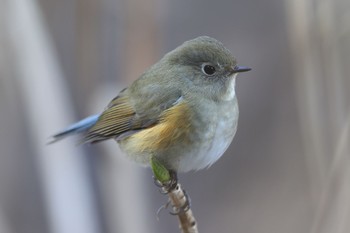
{"left": 82, "top": 87, "right": 183, "bottom": 144}
{"left": 83, "top": 95, "right": 139, "bottom": 143}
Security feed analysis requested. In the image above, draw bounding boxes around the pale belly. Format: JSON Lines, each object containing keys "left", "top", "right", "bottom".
{"left": 177, "top": 98, "right": 239, "bottom": 172}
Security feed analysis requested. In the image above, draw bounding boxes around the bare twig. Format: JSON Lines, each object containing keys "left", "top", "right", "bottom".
{"left": 164, "top": 183, "right": 198, "bottom": 233}
{"left": 151, "top": 157, "right": 198, "bottom": 232}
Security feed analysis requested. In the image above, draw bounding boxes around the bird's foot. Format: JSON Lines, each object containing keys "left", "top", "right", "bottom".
{"left": 156, "top": 188, "right": 191, "bottom": 218}
{"left": 153, "top": 170, "right": 178, "bottom": 194}
{"left": 169, "top": 188, "right": 191, "bottom": 215}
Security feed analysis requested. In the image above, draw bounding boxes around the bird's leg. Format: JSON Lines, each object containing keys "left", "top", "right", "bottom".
{"left": 150, "top": 156, "right": 191, "bottom": 217}
{"left": 161, "top": 170, "right": 178, "bottom": 193}
{"left": 152, "top": 167, "right": 178, "bottom": 193}
{"left": 169, "top": 187, "right": 191, "bottom": 215}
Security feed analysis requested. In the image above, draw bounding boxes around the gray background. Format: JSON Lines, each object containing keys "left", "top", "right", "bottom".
{"left": 0, "top": 0, "right": 349, "bottom": 232}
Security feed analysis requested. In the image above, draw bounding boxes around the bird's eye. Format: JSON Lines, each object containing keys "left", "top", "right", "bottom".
{"left": 201, "top": 64, "right": 216, "bottom": 76}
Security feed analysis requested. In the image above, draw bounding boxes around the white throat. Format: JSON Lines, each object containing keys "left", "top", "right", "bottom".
{"left": 222, "top": 74, "right": 237, "bottom": 101}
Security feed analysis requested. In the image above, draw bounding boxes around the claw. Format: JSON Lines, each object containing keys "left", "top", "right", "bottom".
{"left": 169, "top": 188, "right": 191, "bottom": 215}
{"left": 153, "top": 170, "right": 178, "bottom": 194}
{"left": 155, "top": 188, "right": 191, "bottom": 217}
{"left": 153, "top": 170, "right": 192, "bottom": 217}
{"left": 156, "top": 200, "right": 171, "bottom": 220}
{"left": 153, "top": 176, "right": 164, "bottom": 188}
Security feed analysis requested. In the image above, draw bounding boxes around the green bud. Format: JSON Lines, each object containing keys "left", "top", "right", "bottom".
{"left": 150, "top": 157, "right": 171, "bottom": 183}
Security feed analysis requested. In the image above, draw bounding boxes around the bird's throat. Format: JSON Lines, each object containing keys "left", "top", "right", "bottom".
{"left": 221, "top": 75, "right": 237, "bottom": 101}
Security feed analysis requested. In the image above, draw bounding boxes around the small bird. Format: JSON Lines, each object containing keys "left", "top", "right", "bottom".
{"left": 50, "top": 36, "right": 250, "bottom": 176}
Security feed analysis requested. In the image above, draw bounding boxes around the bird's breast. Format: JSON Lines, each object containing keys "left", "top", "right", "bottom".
{"left": 176, "top": 97, "right": 239, "bottom": 172}
{"left": 118, "top": 96, "right": 239, "bottom": 172}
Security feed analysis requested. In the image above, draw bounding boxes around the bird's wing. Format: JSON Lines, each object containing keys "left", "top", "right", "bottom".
{"left": 83, "top": 87, "right": 182, "bottom": 144}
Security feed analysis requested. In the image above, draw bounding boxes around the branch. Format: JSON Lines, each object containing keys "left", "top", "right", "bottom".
{"left": 166, "top": 183, "right": 198, "bottom": 233}
{"left": 151, "top": 157, "right": 198, "bottom": 233}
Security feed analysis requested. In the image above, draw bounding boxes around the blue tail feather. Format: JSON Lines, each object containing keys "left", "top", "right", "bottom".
{"left": 49, "top": 114, "right": 100, "bottom": 144}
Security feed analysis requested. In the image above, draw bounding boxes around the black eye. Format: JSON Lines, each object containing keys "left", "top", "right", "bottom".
{"left": 202, "top": 64, "right": 216, "bottom": 75}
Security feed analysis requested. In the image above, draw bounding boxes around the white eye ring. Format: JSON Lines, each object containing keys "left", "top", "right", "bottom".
{"left": 201, "top": 63, "right": 216, "bottom": 76}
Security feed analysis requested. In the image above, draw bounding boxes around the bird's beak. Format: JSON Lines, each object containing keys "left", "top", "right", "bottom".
{"left": 232, "top": 66, "right": 251, "bottom": 73}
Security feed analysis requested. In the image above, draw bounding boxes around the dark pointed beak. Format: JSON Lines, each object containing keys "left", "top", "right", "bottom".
{"left": 233, "top": 66, "right": 251, "bottom": 73}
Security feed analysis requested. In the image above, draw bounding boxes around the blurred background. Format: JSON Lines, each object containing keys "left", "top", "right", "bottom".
{"left": 0, "top": 0, "right": 349, "bottom": 232}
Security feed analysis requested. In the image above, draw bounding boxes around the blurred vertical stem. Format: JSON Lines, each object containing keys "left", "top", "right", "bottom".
{"left": 285, "top": 0, "right": 327, "bottom": 198}
{"left": 285, "top": 0, "right": 350, "bottom": 232}
{"left": 5, "top": 0, "right": 100, "bottom": 233}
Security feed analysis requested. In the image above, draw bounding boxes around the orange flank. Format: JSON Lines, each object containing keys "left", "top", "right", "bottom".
{"left": 125, "top": 101, "right": 193, "bottom": 154}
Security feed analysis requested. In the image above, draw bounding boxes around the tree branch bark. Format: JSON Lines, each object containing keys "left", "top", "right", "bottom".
{"left": 164, "top": 183, "right": 198, "bottom": 233}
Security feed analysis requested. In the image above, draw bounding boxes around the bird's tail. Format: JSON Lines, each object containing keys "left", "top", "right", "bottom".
{"left": 48, "top": 114, "right": 100, "bottom": 144}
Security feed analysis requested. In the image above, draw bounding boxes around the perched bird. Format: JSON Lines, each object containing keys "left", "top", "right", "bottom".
{"left": 50, "top": 36, "right": 250, "bottom": 176}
